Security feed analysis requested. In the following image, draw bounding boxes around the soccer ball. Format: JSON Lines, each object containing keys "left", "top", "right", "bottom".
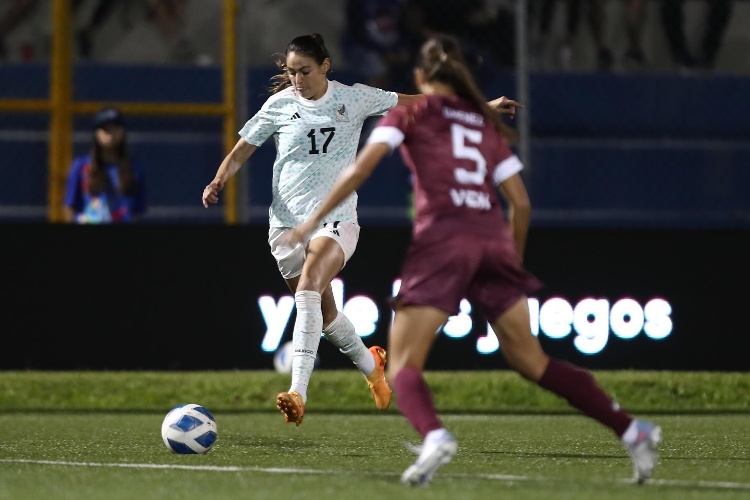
{"left": 273, "top": 341, "right": 295, "bottom": 373}
{"left": 273, "top": 341, "right": 320, "bottom": 373}
{"left": 161, "top": 403, "right": 218, "bottom": 454}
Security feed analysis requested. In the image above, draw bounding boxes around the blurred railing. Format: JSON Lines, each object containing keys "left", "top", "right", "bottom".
{"left": 0, "top": 0, "right": 749, "bottom": 227}
{"left": 0, "top": 0, "right": 241, "bottom": 223}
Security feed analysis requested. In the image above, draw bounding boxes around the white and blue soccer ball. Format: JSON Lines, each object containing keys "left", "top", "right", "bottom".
{"left": 273, "top": 341, "right": 295, "bottom": 373}
{"left": 161, "top": 403, "right": 218, "bottom": 454}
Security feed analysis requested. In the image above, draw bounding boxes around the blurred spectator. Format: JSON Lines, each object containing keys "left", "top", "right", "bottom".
{"left": 622, "top": 0, "right": 647, "bottom": 68}
{"left": 404, "top": 0, "right": 516, "bottom": 70}
{"left": 530, "top": 0, "right": 614, "bottom": 71}
{"left": 0, "top": 0, "right": 96, "bottom": 60}
{"left": 81, "top": 0, "right": 195, "bottom": 62}
{"left": 660, "top": 0, "right": 733, "bottom": 70}
{"left": 63, "top": 107, "right": 147, "bottom": 224}
{"left": 530, "top": 0, "right": 651, "bottom": 72}
{"left": 77, "top": 0, "right": 120, "bottom": 59}
{"left": 0, "top": 0, "right": 193, "bottom": 62}
{"left": 0, "top": 0, "right": 38, "bottom": 60}
{"left": 400, "top": 0, "right": 520, "bottom": 141}
{"left": 341, "top": 0, "right": 417, "bottom": 92}
{"left": 144, "top": 0, "right": 195, "bottom": 63}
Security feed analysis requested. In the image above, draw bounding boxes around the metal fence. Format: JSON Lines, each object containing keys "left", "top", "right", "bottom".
{"left": 0, "top": 0, "right": 748, "bottom": 227}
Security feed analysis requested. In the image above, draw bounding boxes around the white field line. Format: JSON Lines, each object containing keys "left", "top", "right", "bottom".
{"left": 1, "top": 458, "right": 749, "bottom": 491}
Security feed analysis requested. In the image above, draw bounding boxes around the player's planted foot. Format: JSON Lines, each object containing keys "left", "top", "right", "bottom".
{"left": 624, "top": 420, "right": 662, "bottom": 484}
{"left": 401, "top": 430, "right": 458, "bottom": 486}
{"left": 365, "top": 346, "right": 391, "bottom": 410}
{"left": 277, "top": 391, "right": 305, "bottom": 426}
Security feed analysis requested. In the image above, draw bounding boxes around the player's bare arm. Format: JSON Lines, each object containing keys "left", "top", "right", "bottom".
{"left": 202, "top": 139, "right": 257, "bottom": 207}
{"left": 283, "top": 142, "right": 391, "bottom": 246}
{"left": 498, "top": 173, "right": 531, "bottom": 260}
{"left": 395, "top": 93, "right": 425, "bottom": 107}
{"left": 397, "top": 94, "right": 524, "bottom": 120}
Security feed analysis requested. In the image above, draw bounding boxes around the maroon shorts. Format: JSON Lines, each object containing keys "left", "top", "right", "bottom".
{"left": 394, "top": 233, "right": 542, "bottom": 321}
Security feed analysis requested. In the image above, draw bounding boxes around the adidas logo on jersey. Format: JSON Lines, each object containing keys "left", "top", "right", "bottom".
{"left": 291, "top": 112, "right": 301, "bottom": 120}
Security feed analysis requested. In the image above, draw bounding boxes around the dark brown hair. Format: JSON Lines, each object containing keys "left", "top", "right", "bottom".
{"left": 87, "top": 124, "right": 137, "bottom": 196}
{"left": 268, "top": 33, "right": 332, "bottom": 94}
{"left": 417, "top": 34, "right": 504, "bottom": 133}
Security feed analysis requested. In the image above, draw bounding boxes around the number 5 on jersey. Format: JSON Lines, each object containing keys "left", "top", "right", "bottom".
{"left": 452, "top": 123, "right": 487, "bottom": 185}
{"left": 450, "top": 123, "right": 492, "bottom": 210}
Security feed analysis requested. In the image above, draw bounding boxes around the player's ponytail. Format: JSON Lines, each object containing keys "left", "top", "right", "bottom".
{"left": 269, "top": 33, "right": 333, "bottom": 94}
{"left": 418, "top": 35, "right": 504, "bottom": 133}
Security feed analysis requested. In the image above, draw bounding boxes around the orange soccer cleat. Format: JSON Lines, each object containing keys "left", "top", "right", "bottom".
{"left": 277, "top": 391, "right": 305, "bottom": 426}
{"left": 365, "top": 346, "right": 392, "bottom": 410}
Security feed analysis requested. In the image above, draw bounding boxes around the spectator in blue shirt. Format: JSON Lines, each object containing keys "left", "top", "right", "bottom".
{"left": 63, "top": 107, "right": 147, "bottom": 224}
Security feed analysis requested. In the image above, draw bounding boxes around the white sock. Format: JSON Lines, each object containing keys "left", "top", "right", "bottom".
{"left": 323, "top": 311, "right": 376, "bottom": 376}
{"left": 621, "top": 420, "right": 639, "bottom": 445}
{"left": 425, "top": 428, "right": 452, "bottom": 446}
{"left": 289, "top": 290, "right": 322, "bottom": 403}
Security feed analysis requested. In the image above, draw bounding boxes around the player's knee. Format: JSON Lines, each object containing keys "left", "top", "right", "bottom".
{"left": 296, "top": 276, "right": 327, "bottom": 296}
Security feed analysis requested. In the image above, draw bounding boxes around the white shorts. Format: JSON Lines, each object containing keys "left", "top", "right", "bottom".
{"left": 268, "top": 222, "right": 361, "bottom": 280}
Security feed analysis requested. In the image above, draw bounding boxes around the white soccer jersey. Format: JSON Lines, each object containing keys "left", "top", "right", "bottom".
{"left": 239, "top": 80, "right": 398, "bottom": 227}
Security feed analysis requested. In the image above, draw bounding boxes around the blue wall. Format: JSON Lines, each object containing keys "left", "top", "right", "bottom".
{"left": 1, "top": 65, "right": 748, "bottom": 227}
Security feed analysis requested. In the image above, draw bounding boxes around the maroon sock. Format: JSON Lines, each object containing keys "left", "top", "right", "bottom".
{"left": 538, "top": 358, "right": 632, "bottom": 437}
{"left": 393, "top": 366, "right": 443, "bottom": 439}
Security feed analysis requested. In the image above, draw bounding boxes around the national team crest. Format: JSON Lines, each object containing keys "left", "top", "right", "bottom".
{"left": 335, "top": 104, "right": 349, "bottom": 122}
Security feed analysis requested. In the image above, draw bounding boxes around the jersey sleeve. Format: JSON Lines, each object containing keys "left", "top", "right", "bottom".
{"left": 353, "top": 83, "right": 399, "bottom": 117}
{"left": 492, "top": 154, "right": 523, "bottom": 185}
{"left": 490, "top": 134, "right": 524, "bottom": 185}
{"left": 366, "top": 106, "right": 411, "bottom": 151}
{"left": 238, "top": 102, "right": 279, "bottom": 147}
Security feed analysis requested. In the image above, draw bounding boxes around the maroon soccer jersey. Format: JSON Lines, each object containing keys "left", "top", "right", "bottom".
{"left": 368, "top": 94, "right": 540, "bottom": 318}
{"left": 369, "top": 94, "right": 520, "bottom": 239}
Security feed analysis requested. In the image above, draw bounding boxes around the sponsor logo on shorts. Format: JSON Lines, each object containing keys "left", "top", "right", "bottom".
{"left": 323, "top": 221, "right": 340, "bottom": 236}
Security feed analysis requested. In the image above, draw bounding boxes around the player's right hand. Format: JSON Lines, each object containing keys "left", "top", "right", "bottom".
{"left": 202, "top": 180, "right": 223, "bottom": 207}
{"left": 280, "top": 220, "right": 316, "bottom": 249}
{"left": 489, "top": 96, "right": 524, "bottom": 119}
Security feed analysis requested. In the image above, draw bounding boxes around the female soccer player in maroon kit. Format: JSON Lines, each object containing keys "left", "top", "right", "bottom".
{"left": 283, "top": 34, "right": 661, "bottom": 487}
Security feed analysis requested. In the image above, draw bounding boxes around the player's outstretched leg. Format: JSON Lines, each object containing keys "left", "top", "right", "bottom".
{"left": 322, "top": 311, "right": 392, "bottom": 410}
{"left": 279, "top": 290, "right": 322, "bottom": 426}
{"left": 394, "top": 366, "right": 455, "bottom": 486}
{"left": 538, "top": 358, "right": 662, "bottom": 482}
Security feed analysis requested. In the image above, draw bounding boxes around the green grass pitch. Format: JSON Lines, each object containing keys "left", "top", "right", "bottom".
{"left": 0, "top": 370, "right": 748, "bottom": 499}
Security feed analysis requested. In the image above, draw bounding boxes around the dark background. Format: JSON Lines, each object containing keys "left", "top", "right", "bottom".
{"left": 2, "top": 224, "right": 747, "bottom": 371}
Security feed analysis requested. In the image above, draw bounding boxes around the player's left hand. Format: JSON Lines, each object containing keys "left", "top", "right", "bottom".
{"left": 488, "top": 96, "right": 524, "bottom": 119}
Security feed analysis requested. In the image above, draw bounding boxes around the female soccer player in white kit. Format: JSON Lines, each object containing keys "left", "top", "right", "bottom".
{"left": 202, "top": 33, "right": 518, "bottom": 427}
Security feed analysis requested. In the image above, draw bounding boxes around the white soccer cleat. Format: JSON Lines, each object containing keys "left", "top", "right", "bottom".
{"left": 401, "top": 431, "right": 458, "bottom": 486}
{"left": 624, "top": 420, "right": 662, "bottom": 484}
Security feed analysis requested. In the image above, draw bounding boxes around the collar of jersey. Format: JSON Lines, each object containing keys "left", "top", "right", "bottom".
{"left": 295, "top": 79, "right": 334, "bottom": 108}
